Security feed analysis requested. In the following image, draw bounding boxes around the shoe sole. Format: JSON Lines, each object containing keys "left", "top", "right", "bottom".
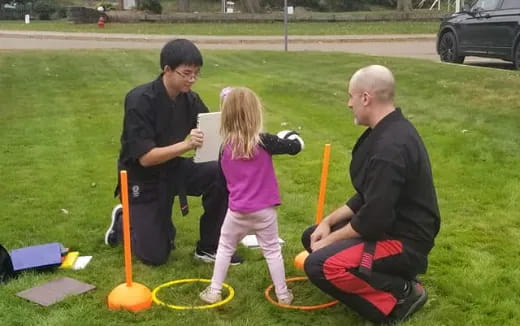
{"left": 401, "top": 288, "right": 428, "bottom": 322}
{"left": 200, "top": 297, "right": 221, "bottom": 304}
{"left": 200, "top": 296, "right": 222, "bottom": 304}
{"left": 194, "top": 252, "right": 216, "bottom": 264}
{"left": 104, "top": 204, "right": 122, "bottom": 245}
{"left": 199, "top": 293, "right": 222, "bottom": 304}
{"left": 193, "top": 252, "right": 242, "bottom": 266}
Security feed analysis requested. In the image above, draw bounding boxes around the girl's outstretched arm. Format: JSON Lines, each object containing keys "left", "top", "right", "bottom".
{"left": 259, "top": 132, "right": 303, "bottom": 155}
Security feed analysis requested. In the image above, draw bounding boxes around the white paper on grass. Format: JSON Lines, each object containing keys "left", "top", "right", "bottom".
{"left": 240, "top": 234, "right": 285, "bottom": 249}
{"left": 72, "top": 256, "right": 92, "bottom": 270}
{"left": 194, "top": 112, "right": 222, "bottom": 163}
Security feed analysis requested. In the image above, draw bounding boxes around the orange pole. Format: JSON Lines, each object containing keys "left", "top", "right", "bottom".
{"left": 120, "top": 170, "right": 133, "bottom": 287}
{"left": 315, "top": 144, "right": 331, "bottom": 224}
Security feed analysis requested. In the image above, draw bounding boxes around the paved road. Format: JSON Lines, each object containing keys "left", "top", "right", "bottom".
{"left": 0, "top": 36, "right": 438, "bottom": 59}
{"left": 0, "top": 30, "right": 512, "bottom": 68}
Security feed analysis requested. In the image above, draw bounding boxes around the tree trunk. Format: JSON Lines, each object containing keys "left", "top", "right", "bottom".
{"left": 242, "top": 0, "right": 261, "bottom": 13}
{"left": 397, "top": 0, "right": 412, "bottom": 11}
{"left": 178, "top": 0, "right": 189, "bottom": 12}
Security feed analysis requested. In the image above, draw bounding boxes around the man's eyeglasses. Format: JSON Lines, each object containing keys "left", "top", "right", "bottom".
{"left": 175, "top": 70, "right": 201, "bottom": 81}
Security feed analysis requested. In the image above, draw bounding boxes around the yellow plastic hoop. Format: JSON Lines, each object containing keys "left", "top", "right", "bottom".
{"left": 152, "top": 278, "right": 234, "bottom": 310}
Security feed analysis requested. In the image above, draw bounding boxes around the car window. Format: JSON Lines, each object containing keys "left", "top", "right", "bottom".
{"left": 501, "top": 0, "right": 520, "bottom": 9}
{"left": 473, "top": 0, "right": 500, "bottom": 10}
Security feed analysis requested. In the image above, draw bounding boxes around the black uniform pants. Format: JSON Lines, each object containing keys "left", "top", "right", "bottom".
{"left": 301, "top": 221, "right": 428, "bottom": 323}
{"left": 126, "top": 159, "right": 228, "bottom": 265}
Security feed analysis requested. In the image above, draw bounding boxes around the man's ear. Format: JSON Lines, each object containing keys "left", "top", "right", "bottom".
{"left": 362, "top": 91, "right": 371, "bottom": 106}
{"left": 163, "top": 65, "right": 172, "bottom": 74}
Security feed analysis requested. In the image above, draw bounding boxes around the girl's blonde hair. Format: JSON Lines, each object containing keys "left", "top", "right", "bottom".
{"left": 220, "top": 87, "right": 263, "bottom": 159}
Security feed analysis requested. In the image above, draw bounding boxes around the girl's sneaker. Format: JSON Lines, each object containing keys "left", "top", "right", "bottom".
{"left": 199, "top": 286, "right": 222, "bottom": 304}
{"left": 277, "top": 289, "right": 294, "bottom": 305}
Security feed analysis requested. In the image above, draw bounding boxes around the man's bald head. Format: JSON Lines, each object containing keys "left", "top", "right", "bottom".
{"left": 349, "top": 65, "right": 395, "bottom": 104}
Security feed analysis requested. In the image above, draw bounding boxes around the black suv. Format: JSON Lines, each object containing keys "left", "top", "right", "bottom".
{"left": 437, "top": 0, "right": 520, "bottom": 69}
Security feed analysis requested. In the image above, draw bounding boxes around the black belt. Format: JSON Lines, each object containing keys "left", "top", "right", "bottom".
{"left": 359, "top": 241, "right": 376, "bottom": 277}
{"left": 178, "top": 190, "right": 189, "bottom": 216}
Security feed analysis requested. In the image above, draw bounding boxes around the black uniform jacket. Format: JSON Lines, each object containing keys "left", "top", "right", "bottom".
{"left": 346, "top": 109, "right": 440, "bottom": 254}
{"left": 118, "top": 75, "right": 208, "bottom": 184}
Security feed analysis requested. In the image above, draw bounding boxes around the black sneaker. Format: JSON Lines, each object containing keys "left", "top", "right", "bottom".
{"left": 385, "top": 280, "right": 428, "bottom": 324}
{"left": 194, "top": 249, "right": 244, "bottom": 266}
{"left": 104, "top": 204, "right": 122, "bottom": 247}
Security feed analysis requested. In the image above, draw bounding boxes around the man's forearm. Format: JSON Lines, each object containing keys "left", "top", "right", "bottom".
{"left": 311, "top": 217, "right": 361, "bottom": 251}
{"left": 139, "top": 141, "right": 192, "bottom": 167}
{"left": 329, "top": 222, "right": 361, "bottom": 242}
{"left": 321, "top": 205, "right": 355, "bottom": 227}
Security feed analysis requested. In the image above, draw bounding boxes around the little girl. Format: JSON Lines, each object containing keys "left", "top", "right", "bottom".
{"left": 199, "top": 86, "right": 304, "bottom": 305}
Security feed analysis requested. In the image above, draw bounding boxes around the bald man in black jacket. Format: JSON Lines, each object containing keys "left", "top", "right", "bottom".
{"left": 301, "top": 65, "right": 440, "bottom": 324}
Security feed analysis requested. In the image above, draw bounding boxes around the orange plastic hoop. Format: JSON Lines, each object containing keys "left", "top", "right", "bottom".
{"left": 264, "top": 277, "right": 339, "bottom": 310}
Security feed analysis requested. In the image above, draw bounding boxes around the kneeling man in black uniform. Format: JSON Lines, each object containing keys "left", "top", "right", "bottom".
{"left": 104, "top": 39, "right": 242, "bottom": 266}
{"left": 302, "top": 65, "right": 440, "bottom": 324}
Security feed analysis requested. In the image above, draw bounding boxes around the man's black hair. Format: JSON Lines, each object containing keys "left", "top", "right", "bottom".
{"left": 160, "top": 39, "right": 203, "bottom": 71}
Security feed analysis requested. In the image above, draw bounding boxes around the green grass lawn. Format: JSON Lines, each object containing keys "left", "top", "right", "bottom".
{"left": 0, "top": 20, "right": 440, "bottom": 35}
{"left": 0, "top": 50, "right": 519, "bottom": 326}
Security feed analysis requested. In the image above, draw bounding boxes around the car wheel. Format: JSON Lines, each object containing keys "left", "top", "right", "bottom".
{"left": 514, "top": 42, "right": 520, "bottom": 70}
{"left": 439, "top": 32, "right": 465, "bottom": 64}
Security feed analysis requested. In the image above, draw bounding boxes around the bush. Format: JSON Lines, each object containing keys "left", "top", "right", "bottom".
{"left": 0, "top": 5, "right": 28, "bottom": 20}
{"left": 57, "top": 6, "right": 67, "bottom": 18}
{"left": 136, "top": 0, "right": 162, "bottom": 14}
{"left": 33, "top": 0, "right": 58, "bottom": 19}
